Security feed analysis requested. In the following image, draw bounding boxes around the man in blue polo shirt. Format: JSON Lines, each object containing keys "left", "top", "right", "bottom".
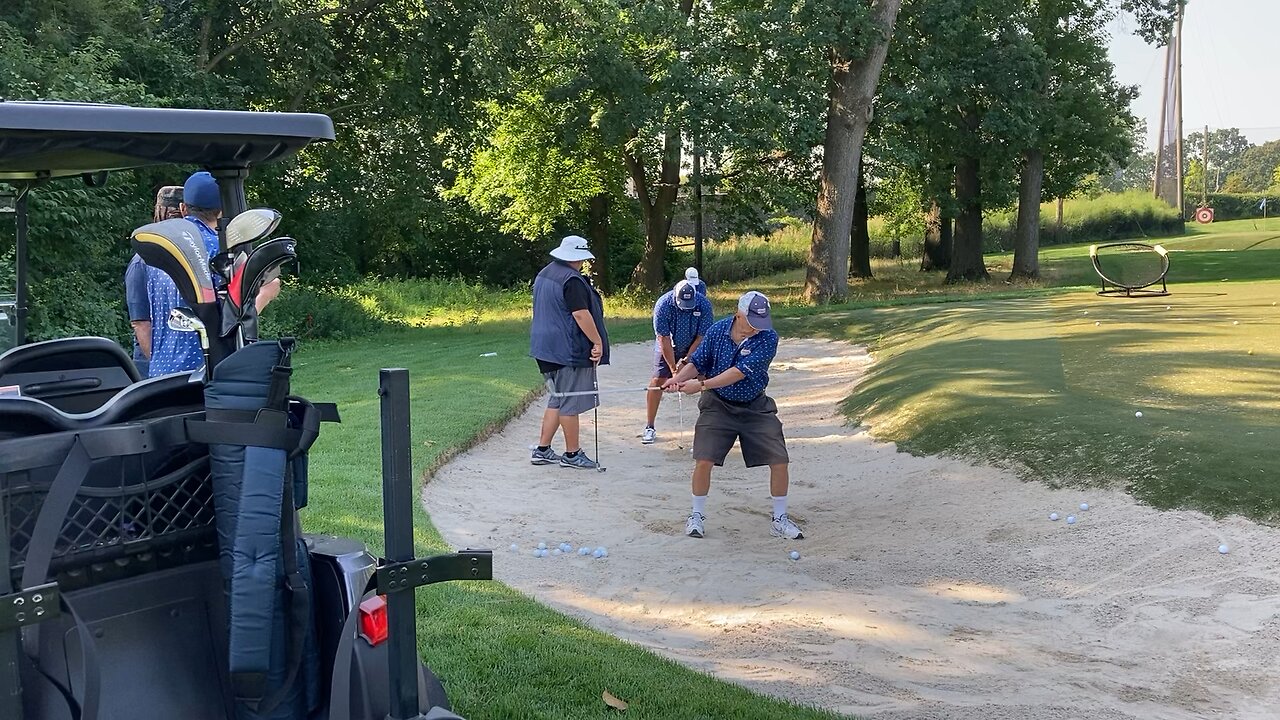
{"left": 642, "top": 279, "right": 713, "bottom": 444}
{"left": 664, "top": 290, "right": 803, "bottom": 541}
{"left": 145, "top": 172, "right": 223, "bottom": 377}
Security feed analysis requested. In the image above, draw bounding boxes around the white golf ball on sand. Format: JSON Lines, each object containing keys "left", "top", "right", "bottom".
{"left": 1095, "top": 321, "right": 1101, "bottom": 326}
{"left": 537, "top": 541, "right": 546, "bottom": 550}
{"left": 510, "top": 544, "right": 519, "bottom": 552}
{"left": 532, "top": 549, "right": 542, "bottom": 558}
{"left": 1135, "top": 411, "right": 1143, "bottom": 418}
{"left": 1049, "top": 513, "right": 1059, "bottom": 521}
{"left": 592, "top": 549, "right": 603, "bottom": 558}
{"left": 552, "top": 548, "right": 562, "bottom": 556}
{"left": 1066, "top": 516, "right": 1077, "bottom": 524}
{"left": 1233, "top": 321, "right": 1239, "bottom": 325}
{"left": 1219, "top": 544, "right": 1229, "bottom": 554}
{"left": 789, "top": 551, "right": 800, "bottom": 560}
{"left": 578, "top": 547, "right": 590, "bottom": 555}
{"left": 1080, "top": 503, "right": 1089, "bottom": 511}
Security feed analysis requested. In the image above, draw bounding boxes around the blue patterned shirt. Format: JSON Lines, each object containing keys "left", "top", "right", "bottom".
{"left": 689, "top": 317, "right": 778, "bottom": 402}
{"left": 145, "top": 217, "right": 219, "bottom": 378}
{"left": 652, "top": 290, "right": 714, "bottom": 358}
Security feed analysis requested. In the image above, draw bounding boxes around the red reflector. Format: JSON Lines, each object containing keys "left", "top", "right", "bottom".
{"left": 358, "top": 595, "right": 389, "bottom": 646}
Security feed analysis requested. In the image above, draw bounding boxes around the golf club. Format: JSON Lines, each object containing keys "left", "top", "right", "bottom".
{"left": 225, "top": 208, "right": 282, "bottom": 251}
{"left": 593, "top": 368, "right": 604, "bottom": 473}
{"left": 131, "top": 218, "right": 218, "bottom": 307}
{"left": 545, "top": 385, "right": 662, "bottom": 398}
{"left": 167, "top": 306, "right": 210, "bottom": 379}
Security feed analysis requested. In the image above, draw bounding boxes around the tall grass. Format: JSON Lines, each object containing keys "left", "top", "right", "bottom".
{"left": 984, "top": 190, "right": 1183, "bottom": 252}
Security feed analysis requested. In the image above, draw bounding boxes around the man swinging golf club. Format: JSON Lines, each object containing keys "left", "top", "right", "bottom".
{"left": 642, "top": 278, "right": 713, "bottom": 444}
{"left": 664, "top": 290, "right": 803, "bottom": 540}
{"left": 529, "top": 235, "right": 609, "bottom": 469}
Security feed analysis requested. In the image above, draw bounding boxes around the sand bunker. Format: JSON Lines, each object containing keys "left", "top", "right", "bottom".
{"left": 425, "top": 339, "right": 1280, "bottom": 719}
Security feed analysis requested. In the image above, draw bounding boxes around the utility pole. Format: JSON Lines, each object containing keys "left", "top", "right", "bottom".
{"left": 1202, "top": 124, "right": 1209, "bottom": 207}
{"left": 1174, "top": 1, "right": 1184, "bottom": 217}
{"left": 693, "top": 146, "right": 703, "bottom": 274}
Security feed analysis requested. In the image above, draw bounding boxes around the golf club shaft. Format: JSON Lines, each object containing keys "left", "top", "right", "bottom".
{"left": 547, "top": 386, "right": 662, "bottom": 398}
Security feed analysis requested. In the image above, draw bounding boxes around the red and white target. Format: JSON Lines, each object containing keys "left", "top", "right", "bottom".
{"left": 1194, "top": 206, "right": 1215, "bottom": 224}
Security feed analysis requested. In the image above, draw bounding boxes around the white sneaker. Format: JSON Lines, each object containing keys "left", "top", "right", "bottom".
{"left": 771, "top": 513, "right": 803, "bottom": 540}
{"left": 685, "top": 512, "right": 705, "bottom": 538}
{"left": 641, "top": 426, "right": 657, "bottom": 444}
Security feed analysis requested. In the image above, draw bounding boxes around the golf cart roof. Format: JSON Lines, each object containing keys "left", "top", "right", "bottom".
{"left": 0, "top": 101, "right": 335, "bottom": 181}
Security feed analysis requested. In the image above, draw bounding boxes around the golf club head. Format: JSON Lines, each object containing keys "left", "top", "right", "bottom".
{"left": 226, "top": 208, "right": 282, "bottom": 250}
{"left": 131, "top": 219, "right": 217, "bottom": 307}
{"left": 209, "top": 250, "right": 237, "bottom": 288}
{"left": 167, "top": 306, "right": 209, "bottom": 350}
{"left": 236, "top": 237, "right": 297, "bottom": 308}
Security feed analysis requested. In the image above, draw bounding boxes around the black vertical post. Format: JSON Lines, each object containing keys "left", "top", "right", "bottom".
{"left": 693, "top": 148, "right": 704, "bottom": 274}
{"left": 379, "top": 368, "right": 422, "bottom": 720}
{"left": 14, "top": 188, "right": 28, "bottom": 346}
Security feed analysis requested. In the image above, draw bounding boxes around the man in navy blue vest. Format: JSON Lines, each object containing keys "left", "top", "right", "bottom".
{"left": 663, "top": 291, "right": 803, "bottom": 541}
{"left": 530, "top": 235, "right": 610, "bottom": 469}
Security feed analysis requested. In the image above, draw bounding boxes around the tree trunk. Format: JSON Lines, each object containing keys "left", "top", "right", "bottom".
{"left": 946, "top": 155, "right": 989, "bottom": 282}
{"left": 804, "top": 0, "right": 902, "bottom": 304}
{"left": 850, "top": 161, "right": 873, "bottom": 278}
{"left": 920, "top": 198, "right": 952, "bottom": 271}
{"left": 588, "top": 192, "right": 611, "bottom": 293}
{"left": 1010, "top": 148, "right": 1044, "bottom": 280}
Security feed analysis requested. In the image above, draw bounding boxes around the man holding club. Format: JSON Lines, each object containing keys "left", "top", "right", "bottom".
{"left": 664, "top": 290, "right": 803, "bottom": 540}
{"left": 529, "top": 235, "right": 610, "bottom": 470}
{"left": 642, "top": 278, "right": 713, "bottom": 444}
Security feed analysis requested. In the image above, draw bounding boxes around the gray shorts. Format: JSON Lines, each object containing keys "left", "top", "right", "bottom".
{"left": 692, "top": 391, "right": 789, "bottom": 468}
{"left": 544, "top": 365, "right": 598, "bottom": 417}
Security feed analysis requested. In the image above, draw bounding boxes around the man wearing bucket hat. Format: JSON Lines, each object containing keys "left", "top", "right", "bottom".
{"left": 642, "top": 278, "right": 713, "bottom": 444}
{"left": 529, "top": 235, "right": 610, "bottom": 469}
{"left": 664, "top": 290, "right": 803, "bottom": 540}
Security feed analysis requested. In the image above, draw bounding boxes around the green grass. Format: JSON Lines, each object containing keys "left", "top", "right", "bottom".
{"left": 292, "top": 319, "right": 840, "bottom": 720}
{"left": 288, "top": 217, "right": 1280, "bottom": 716}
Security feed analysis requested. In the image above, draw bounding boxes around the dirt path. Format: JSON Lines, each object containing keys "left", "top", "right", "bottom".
{"left": 424, "top": 339, "right": 1280, "bottom": 719}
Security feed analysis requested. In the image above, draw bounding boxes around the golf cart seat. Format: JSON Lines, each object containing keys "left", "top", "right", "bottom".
{"left": 0, "top": 337, "right": 141, "bottom": 414}
{"left": 0, "top": 372, "right": 203, "bottom": 440}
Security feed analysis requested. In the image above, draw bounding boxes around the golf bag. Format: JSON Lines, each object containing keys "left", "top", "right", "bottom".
{"left": 188, "top": 339, "right": 323, "bottom": 720}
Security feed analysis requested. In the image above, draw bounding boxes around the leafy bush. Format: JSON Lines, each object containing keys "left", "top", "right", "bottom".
{"left": 984, "top": 191, "right": 1183, "bottom": 252}
{"left": 701, "top": 225, "right": 809, "bottom": 283}
{"left": 1185, "top": 193, "right": 1277, "bottom": 222}
{"left": 258, "top": 283, "right": 398, "bottom": 341}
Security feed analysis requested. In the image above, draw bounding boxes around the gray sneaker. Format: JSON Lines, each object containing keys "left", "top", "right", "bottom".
{"left": 559, "top": 451, "right": 600, "bottom": 470}
{"left": 641, "top": 427, "right": 657, "bottom": 444}
{"left": 530, "top": 447, "right": 561, "bottom": 466}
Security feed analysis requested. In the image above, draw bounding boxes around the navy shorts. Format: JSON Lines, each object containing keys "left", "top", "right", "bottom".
{"left": 651, "top": 347, "right": 690, "bottom": 379}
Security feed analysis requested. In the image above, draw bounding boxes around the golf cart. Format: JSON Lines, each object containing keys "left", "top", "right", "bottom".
{"left": 0, "top": 101, "right": 492, "bottom": 720}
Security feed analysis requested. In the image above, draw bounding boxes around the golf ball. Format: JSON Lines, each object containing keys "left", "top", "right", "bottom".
{"left": 510, "top": 544, "right": 519, "bottom": 552}
{"left": 552, "top": 548, "right": 562, "bottom": 556}
{"left": 1166, "top": 305, "right": 1171, "bottom": 310}
{"left": 1066, "top": 516, "right": 1077, "bottom": 525}
{"left": 537, "top": 542, "right": 547, "bottom": 550}
{"left": 592, "top": 549, "right": 603, "bottom": 558}
{"left": 1219, "top": 544, "right": 1230, "bottom": 554}
{"left": 532, "top": 549, "right": 542, "bottom": 558}
{"left": 578, "top": 547, "right": 590, "bottom": 555}
{"left": 789, "top": 551, "right": 800, "bottom": 560}
{"left": 1049, "top": 513, "right": 1059, "bottom": 521}
{"left": 1095, "top": 321, "right": 1101, "bottom": 326}
{"left": 599, "top": 549, "right": 608, "bottom": 558}
{"left": 1083, "top": 311, "right": 1089, "bottom": 315}
{"left": 1233, "top": 321, "right": 1239, "bottom": 325}
{"left": 1080, "top": 503, "right": 1089, "bottom": 511}
{"left": 1135, "top": 411, "right": 1143, "bottom": 418}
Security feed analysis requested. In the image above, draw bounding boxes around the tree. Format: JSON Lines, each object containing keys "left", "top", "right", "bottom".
{"left": 1010, "top": 0, "right": 1138, "bottom": 281}
{"left": 804, "top": 0, "right": 903, "bottom": 303}
{"left": 1184, "top": 128, "right": 1252, "bottom": 191}
{"left": 1234, "top": 140, "right": 1280, "bottom": 192}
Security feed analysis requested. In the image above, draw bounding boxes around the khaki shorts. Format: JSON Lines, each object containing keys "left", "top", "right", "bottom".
{"left": 692, "top": 391, "right": 789, "bottom": 468}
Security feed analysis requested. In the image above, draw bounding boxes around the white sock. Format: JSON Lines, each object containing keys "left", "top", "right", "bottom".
{"left": 692, "top": 495, "right": 707, "bottom": 517}
{"left": 771, "top": 496, "right": 788, "bottom": 519}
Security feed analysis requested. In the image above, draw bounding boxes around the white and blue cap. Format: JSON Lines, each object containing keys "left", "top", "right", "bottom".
{"left": 549, "top": 234, "right": 595, "bottom": 262}
{"left": 737, "top": 290, "right": 773, "bottom": 330}
{"left": 673, "top": 279, "right": 697, "bottom": 310}
{"left": 685, "top": 267, "right": 699, "bottom": 282}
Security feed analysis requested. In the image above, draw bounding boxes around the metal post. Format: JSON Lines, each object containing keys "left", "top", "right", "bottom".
{"left": 379, "top": 368, "right": 423, "bottom": 720}
{"left": 14, "top": 188, "right": 28, "bottom": 346}
{"left": 693, "top": 147, "right": 704, "bottom": 274}
{"left": 1202, "top": 124, "right": 1209, "bottom": 207}
{"left": 1173, "top": 2, "right": 1184, "bottom": 218}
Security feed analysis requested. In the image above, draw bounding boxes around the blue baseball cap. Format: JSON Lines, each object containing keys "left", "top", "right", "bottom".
{"left": 737, "top": 290, "right": 773, "bottom": 330}
{"left": 673, "top": 280, "right": 697, "bottom": 310}
{"left": 183, "top": 171, "right": 222, "bottom": 210}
